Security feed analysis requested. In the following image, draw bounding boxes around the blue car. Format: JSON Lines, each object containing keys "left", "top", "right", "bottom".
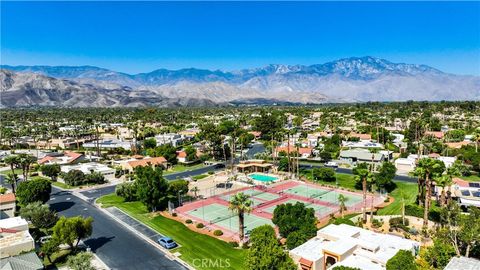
{"left": 157, "top": 237, "right": 178, "bottom": 249}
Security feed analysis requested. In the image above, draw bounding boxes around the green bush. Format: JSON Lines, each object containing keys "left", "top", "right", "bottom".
{"left": 229, "top": 241, "right": 239, "bottom": 248}
{"left": 389, "top": 217, "right": 409, "bottom": 231}
{"left": 115, "top": 182, "right": 137, "bottom": 201}
{"left": 371, "top": 218, "right": 384, "bottom": 228}
{"left": 172, "top": 213, "right": 177, "bottom": 217}
{"left": 208, "top": 171, "right": 214, "bottom": 175}
{"left": 196, "top": 223, "right": 204, "bottom": 229}
{"left": 213, "top": 230, "right": 223, "bottom": 236}
{"left": 185, "top": 219, "right": 192, "bottom": 224}
{"left": 405, "top": 204, "right": 441, "bottom": 222}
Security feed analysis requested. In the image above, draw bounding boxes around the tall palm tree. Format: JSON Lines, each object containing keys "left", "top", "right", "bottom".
{"left": 228, "top": 192, "right": 253, "bottom": 242}
{"left": 413, "top": 158, "right": 445, "bottom": 231}
{"left": 190, "top": 186, "right": 200, "bottom": 199}
{"left": 338, "top": 194, "right": 348, "bottom": 218}
{"left": 4, "top": 155, "right": 20, "bottom": 175}
{"left": 5, "top": 173, "right": 19, "bottom": 195}
{"left": 18, "top": 154, "right": 36, "bottom": 181}
{"left": 354, "top": 165, "right": 373, "bottom": 223}
{"left": 399, "top": 189, "right": 408, "bottom": 225}
{"left": 472, "top": 127, "right": 480, "bottom": 153}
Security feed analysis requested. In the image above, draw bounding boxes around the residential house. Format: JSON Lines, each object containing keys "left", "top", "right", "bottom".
{"left": 444, "top": 256, "right": 480, "bottom": 270}
{"left": 0, "top": 251, "right": 44, "bottom": 270}
{"left": 154, "top": 133, "right": 183, "bottom": 147}
{"left": 339, "top": 149, "right": 384, "bottom": 170}
{"left": 289, "top": 223, "right": 419, "bottom": 270}
{"left": 342, "top": 140, "right": 383, "bottom": 149}
{"left": 38, "top": 151, "right": 84, "bottom": 165}
{"left": 83, "top": 139, "right": 135, "bottom": 151}
{"left": 115, "top": 156, "right": 168, "bottom": 173}
{"left": 61, "top": 162, "right": 116, "bottom": 179}
{"left": 394, "top": 158, "right": 416, "bottom": 175}
{"left": 275, "top": 146, "right": 313, "bottom": 158}
{"left": 0, "top": 217, "right": 35, "bottom": 259}
{"left": 348, "top": 133, "right": 372, "bottom": 141}
{"left": 425, "top": 131, "right": 444, "bottom": 140}
{"left": 0, "top": 193, "right": 16, "bottom": 219}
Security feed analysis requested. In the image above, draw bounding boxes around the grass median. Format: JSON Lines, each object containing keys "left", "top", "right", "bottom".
{"left": 97, "top": 194, "right": 245, "bottom": 270}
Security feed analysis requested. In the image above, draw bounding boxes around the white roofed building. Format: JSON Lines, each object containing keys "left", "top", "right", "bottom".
{"left": 289, "top": 224, "right": 419, "bottom": 270}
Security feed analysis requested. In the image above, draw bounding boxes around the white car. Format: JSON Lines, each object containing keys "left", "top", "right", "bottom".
{"left": 325, "top": 162, "right": 338, "bottom": 168}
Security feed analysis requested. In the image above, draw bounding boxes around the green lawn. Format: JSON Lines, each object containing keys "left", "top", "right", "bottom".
{"left": 302, "top": 171, "right": 358, "bottom": 190}
{"left": 97, "top": 194, "right": 245, "bottom": 270}
{"left": 377, "top": 181, "right": 418, "bottom": 215}
{"left": 164, "top": 163, "right": 206, "bottom": 175}
{"left": 192, "top": 174, "right": 209, "bottom": 181}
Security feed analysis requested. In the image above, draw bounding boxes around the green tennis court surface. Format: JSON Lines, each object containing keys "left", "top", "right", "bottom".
{"left": 262, "top": 199, "right": 334, "bottom": 215}
{"left": 284, "top": 184, "right": 361, "bottom": 206}
{"left": 221, "top": 189, "right": 280, "bottom": 203}
{"left": 186, "top": 203, "right": 273, "bottom": 233}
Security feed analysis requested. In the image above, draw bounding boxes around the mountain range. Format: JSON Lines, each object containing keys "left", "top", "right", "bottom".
{"left": 1, "top": 56, "right": 479, "bottom": 107}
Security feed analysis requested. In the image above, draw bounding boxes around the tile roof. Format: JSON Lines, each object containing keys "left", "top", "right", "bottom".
{"left": 127, "top": 157, "right": 167, "bottom": 168}
{"left": 0, "top": 193, "right": 16, "bottom": 204}
{"left": 0, "top": 252, "right": 43, "bottom": 270}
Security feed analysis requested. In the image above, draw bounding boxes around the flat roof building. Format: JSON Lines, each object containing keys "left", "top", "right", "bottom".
{"left": 290, "top": 224, "right": 419, "bottom": 270}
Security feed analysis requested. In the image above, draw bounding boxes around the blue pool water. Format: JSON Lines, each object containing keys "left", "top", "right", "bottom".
{"left": 249, "top": 173, "right": 278, "bottom": 182}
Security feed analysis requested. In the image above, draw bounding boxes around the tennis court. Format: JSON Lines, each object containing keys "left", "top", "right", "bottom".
{"left": 262, "top": 199, "right": 334, "bottom": 216}
{"left": 283, "top": 184, "right": 362, "bottom": 206}
{"left": 186, "top": 203, "right": 273, "bottom": 234}
{"left": 221, "top": 189, "right": 280, "bottom": 203}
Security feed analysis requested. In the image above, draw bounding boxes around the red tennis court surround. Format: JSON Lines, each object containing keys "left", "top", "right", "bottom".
{"left": 175, "top": 180, "right": 384, "bottom": 240}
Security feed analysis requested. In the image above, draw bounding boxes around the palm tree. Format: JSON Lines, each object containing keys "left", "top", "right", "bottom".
{"left": 5, "top": 173, "right": 19, "bottom": 195}
{"left": 338, "top": 194, "right": 348, "bottom": 218}
{"left": 18, "top": 154, "right": 36, "bottom": 181}
{"left": 354, "top": 165, "right": 373, "bottom": 223}
{"left": 190, "top": 186, "right": 200, "bottom": 199}
{"left": 472, "top": 127, "right": 480, "bottom": 153}
{"left": 399, "top": 189, "right": 408, "bottom": 225}
{"left": 4, "top": 155, "right": 20, "bottom": 175}
{"left": 228, "top": 192, "right": 253, "bottom": 242}
{"left": 413, "top": 158, "right": 445, "bottom": 231}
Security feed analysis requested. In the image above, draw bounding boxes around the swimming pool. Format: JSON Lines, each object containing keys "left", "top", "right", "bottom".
{"left": 249, "top": 173, "right": 278, "bottom": 182}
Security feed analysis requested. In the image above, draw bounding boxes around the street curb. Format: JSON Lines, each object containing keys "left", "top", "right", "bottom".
{"left": 94, "top": 202, "right": 194, "bottom": 270}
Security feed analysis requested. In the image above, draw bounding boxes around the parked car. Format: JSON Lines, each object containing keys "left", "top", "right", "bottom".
{"left": 325, "top": 161, "right": 338, "bottom": 169}
{"left": 157, "top": 237, "right": 178, "bottom": 249}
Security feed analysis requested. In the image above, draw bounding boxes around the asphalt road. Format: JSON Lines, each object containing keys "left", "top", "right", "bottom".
{"left": 48, "top": 187, "right": 187, "bottom": 270}
{"left": 80, "top": 163, "right": 225, "bottom": 201}
{"left": 245, "top": 142, "right": 266, "bottom": 159}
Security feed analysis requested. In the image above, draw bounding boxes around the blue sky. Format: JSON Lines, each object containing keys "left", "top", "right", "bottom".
{"left": 2, "top": 1, "right": 479, "bottom": 75}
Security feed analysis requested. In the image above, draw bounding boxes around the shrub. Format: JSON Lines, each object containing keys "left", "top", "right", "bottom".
{"left": 371, "top": 218, "right": 384, "bottom": 228}
{"left": 172, "top": 213, "right": 177, "bottom": 217}
{"left": 405, "top": 204, "right": 441, "bottom": 222}
{"left": 196, "top": 223, "right": 204, "bottom": 229}
{"left": 185, "top": 219, "right": 192, "bottom": 224}
{"left": 229, "top": 241, "right": 239, "bottom": 248}
{"left": 115, "top": 182, "right": 137, "bottom": 202}
{"left": 208, "top": 171, "right": 214, "bottom": 175}
{"left": 389, "top": 217, "right": 409, "bottom": 231}
{"left": 213, "top": 230, "right": 223, "bottom": 236}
